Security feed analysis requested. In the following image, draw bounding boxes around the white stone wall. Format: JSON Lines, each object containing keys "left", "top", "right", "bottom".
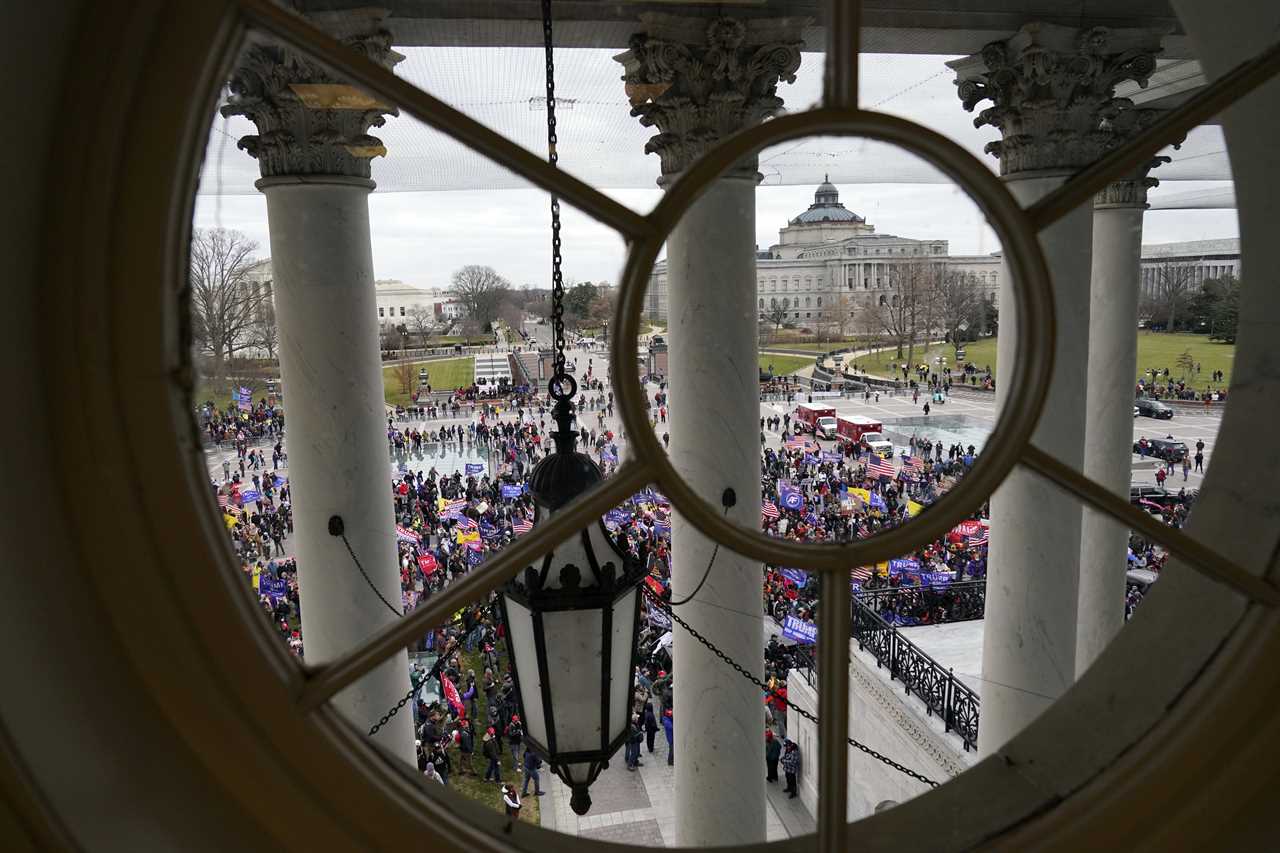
{"left": 785, "top": 644, "right": 974, "bottom": 821}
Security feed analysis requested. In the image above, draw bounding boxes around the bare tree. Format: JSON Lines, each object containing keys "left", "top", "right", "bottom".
{"left": 392, "top": 360, "right": 416, "bottom": 399}
{"left": 251, "top": 301, "right": 279, "bottom": 361}
{"left": 763, "top": 303, "right": 788, "bottom": 341}
{"left": 932, "top": 267, "right": 984, "bottom": 354}
{"left": 407, "top": 305, "right": 435, "bottom": 343}
{"left": 189, "top": 228, "right": 265, "bottom": 382}
{"left": 876, "top": 260, "right": 940, "bottom": 367}
{"left": 450, "top": 265, "right": 512, "bottom": 329}
{"left": 1148, "top": 262, "right": 1198, "bottom": 331}
{"left": 834, "top": 292, "right": 856, "bottom": 340}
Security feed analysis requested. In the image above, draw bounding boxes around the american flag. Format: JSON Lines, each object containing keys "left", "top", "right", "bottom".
{"left": 217, "top": 493, "right": 228, "bottom": 509}
{"left": 968, "top": 530, "right": 989, "bottom": 547}
{"left": 456, "top": 516, "right": 478, "bottom": 530}
{"left": 785, "top": 436, "right": 817, "bottom": 452}
{"left": 865, "top": 456, "right": 895, "bottom": 479}
{"left": 904, "top": 456, "right": 926, "bottom": 473}
{"left": 513, "top": 517, "right": 533, "bottom": 535}
{"left": 761, "top": 501, "right": 780, "bottom": 520}
{"left": 850, "top": 566, "right": 873, "bottom": 582}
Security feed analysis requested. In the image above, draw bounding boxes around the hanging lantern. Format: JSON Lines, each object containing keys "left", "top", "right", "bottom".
{"left": 498, "top": 0, "right": 645, "bottom": 814}
{"left": 498, "top": 375, "right": 643, "bottom": 815}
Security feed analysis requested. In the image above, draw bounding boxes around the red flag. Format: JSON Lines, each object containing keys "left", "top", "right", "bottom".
{"left": 417, "top": 553, "right": 438, "bottom": 575}
{"left": 441, "top": 674, "right": 464, "bottom": 716}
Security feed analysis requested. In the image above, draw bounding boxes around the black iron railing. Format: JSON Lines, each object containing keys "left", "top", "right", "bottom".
{"left": 780, "top": 582, "right": 984, "bottom": 750}
{"left": 856, "top": 580, "right": 986, "bottom": 628}
{"left": 851, "top": 594, "right": 980, "bottom": 751}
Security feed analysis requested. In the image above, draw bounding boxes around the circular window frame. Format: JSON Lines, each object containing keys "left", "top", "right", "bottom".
{"left": 36, "top": 0, "right": 1280, "bottom": 850}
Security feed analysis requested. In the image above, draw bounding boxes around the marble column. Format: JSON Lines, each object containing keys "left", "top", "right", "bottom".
{"left": 222, "top": 12, "right": 415, "bottom": 762}
{"left": 949, "top": 24, "right": 1162, "bottom": 756}
{"left": 1077, "top": 115, "right": 1172, "bottom": 674}
{"left": 617, "top": 14, "right": 802, "bottom": 847}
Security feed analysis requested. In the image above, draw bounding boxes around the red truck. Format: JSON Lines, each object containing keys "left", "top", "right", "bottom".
{"left": 794, "top": 404, "right": 838, "bottom": 439}
{"left": 835, "top": 415, "right": 893, "bottom": 456}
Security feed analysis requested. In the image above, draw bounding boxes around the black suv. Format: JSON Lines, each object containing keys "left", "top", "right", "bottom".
{"left": 1135, "top": 398, "right": 1174, "bottom": 419}
{"left": 1130, "top": 485, "right": 1179, "bottom": 506}
{"left": 1134, "top": 437, "right": 1188, "bottom": 462}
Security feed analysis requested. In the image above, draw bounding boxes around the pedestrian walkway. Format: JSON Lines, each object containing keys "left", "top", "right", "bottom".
{"left": 538, "top": 730, "right": 808, "bottom": 844}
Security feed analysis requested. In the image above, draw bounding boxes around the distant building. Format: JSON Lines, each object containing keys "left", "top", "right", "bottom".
{"left": 646, "top": 179, "right": 1001, "bottom": 325}
{"left": 1139, "top": 238, "right": 1240, "bottom": 299}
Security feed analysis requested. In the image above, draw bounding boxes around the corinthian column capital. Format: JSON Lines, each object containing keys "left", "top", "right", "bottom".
{"left": 948, "top": 23, "right": 1164, "bottom": 177}
{"left": 221, "top": 8, "right": 404, "bottom": 182}
{"left": 1094, "top": 107, "right": 1184, "bottom": 208}
{"left": 615, "top": 13, "right": 806, "bottom": 184}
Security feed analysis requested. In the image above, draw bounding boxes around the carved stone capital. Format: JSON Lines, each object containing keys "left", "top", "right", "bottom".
{"left": 1094, "top": 107, "right": 1182, "bottom": 208}
{"left": 221, "top": 8, "right": 404, "bottom": 181}
{"left": 948, "top": 23, "right": 1164, "bottom": 176}
{"left": 615, "top": 13, "right": 806, "bottom": 184}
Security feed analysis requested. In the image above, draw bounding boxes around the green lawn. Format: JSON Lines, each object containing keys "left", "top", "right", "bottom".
{"left": 759, "top": 353, "right": 812, "bottom": 376}
{"left": 435, "top": 648, "right": 541, "bottom": 824}
{"left": 851, "top": 332, "right": 1234, "bottom": 386}
{"left": 383, "top": 357, "right": 474, "bottom": 405}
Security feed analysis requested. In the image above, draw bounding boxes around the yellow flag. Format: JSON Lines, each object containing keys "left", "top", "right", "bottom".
{"left": 456, "top": 529, "right": 480, "bottom": 546}
{"left": 849, "top": 487, "right": 871, "bottom": 506}
{"left": 907, "top": 500, "right": 925, "bottom": 517}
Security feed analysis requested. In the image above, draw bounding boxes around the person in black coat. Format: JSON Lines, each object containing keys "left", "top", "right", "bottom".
{"left": 643, "top": 702, "right": 659, "bottom": 754}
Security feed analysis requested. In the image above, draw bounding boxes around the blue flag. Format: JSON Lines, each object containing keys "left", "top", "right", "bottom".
{"left": 870, "top": 491, "right": 887, "bottom": 512}
{"left": 500, "top": 484, "right": 523, "bottom": 499}
{"left": 465, "top": 463, "right": 484, "bottom": 476}
{"left": 778, "top": 481, "right": 805, "bottom": 511}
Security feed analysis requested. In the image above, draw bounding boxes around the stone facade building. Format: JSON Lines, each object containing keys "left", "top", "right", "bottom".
{"left": 645, "top": 179, "right": 1002, "bottom": 327}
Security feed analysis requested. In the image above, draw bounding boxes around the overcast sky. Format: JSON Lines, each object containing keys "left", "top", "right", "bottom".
{"left": 193, "top": 49, "right": 1238, "bottom": 290}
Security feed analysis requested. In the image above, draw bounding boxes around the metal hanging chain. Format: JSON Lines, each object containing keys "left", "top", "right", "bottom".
{"left": 338, "top": 530, "right": 403, "bottom": 617}
{"left": 368, "top": 637, "right": 460, "bottom": 736}
{"left": 541, "top": 0, "right": 567, "bottom": 380}
{"left": 642, "top": 585, "right": 939, "bottom": 788}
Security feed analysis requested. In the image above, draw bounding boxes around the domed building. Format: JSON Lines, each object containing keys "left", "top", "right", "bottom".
{"left": 646, "top": 179, "right": 1002, "bottom": 327}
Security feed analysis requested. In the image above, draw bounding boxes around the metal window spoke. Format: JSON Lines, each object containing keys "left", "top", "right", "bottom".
{"left": 1019, "top": 444, "right": 1280, "bottom": 607}
{"left": 233, "top": 0, "right": 654, "bottom": 243}
{"left": 1028, "top": 39, "right": 1280, "bottom": 231}
{"left": 825, "top": 0, "right": 861, "bottom": 110}
{"left": 817, "top": 580, "right": 852, "bottom": 852}
{"left": 296, "top": 461, "right": 654, "bottom": 713}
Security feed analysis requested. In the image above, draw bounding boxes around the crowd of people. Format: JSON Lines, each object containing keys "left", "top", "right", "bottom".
{"left": 205, "top": 341, "right": 1187, "bottom": 818}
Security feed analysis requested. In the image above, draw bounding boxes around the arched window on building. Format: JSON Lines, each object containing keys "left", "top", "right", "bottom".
{"left": 878, "top": 294, "right": 887, "bottom": 306}
{"left": 891, "top": 294, "right": 900, "bottom": 307}
{"left": 816, "top": 296, "right": 823, "bottom": 307}
{"left": 770, "top": 298, "right": 778, "bottom": 309}
{"left": 804, "top": 297, "right": 811, "bottom": 307}
{"left": 759, "top": 299, "right": 764, "bottom": 310}
{"left": 782, "top": 298, "right": 790, "bottom": 309}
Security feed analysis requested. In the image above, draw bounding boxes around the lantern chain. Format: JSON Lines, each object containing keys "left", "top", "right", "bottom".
{"left": 542, "top": 0, "right": 567, "bottom": 381}
{"left": 367, "top": 637, "right": 459, "bottom": 737}
{"left": 642, "top": 586, "right": 939, "bottom": 788}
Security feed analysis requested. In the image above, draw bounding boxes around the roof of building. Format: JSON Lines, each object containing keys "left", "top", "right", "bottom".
{"left": 788, "top": 177, "right": 865, "bottom": 225}
{"left": 1140, "top": 238, "right": 1240, "bottom": 259}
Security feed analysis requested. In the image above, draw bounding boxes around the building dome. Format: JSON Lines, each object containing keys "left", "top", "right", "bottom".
{"left": 789, "top": 175, "right": 865, "bottom": 225}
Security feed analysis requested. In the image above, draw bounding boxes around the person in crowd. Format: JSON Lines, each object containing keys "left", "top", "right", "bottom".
{"left": 501, "top": 783, "right": 522, "bottom": 819}
{"left": 662, "top": 708, "right": 674, "bottom": 767}
{"left": 521, "top": 744, "right": 545, "bottom": 797}
{"left": 781, "top": 739, "right": 801, "bottom": 799}
{"left": 643, "top": 701, "right": 659, "bottom": 754}
{"left": 765, "top": 729, "right": 781, "bottom": 783}
{"left": 482, "top": 727, "right": 502, "bottom": 783}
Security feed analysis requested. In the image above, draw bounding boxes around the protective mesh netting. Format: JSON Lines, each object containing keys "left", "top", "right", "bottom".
{"left": 199, "top": 47, "right": 1231, "bottom": 204}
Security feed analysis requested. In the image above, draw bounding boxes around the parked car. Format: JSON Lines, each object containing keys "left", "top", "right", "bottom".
{"left": 1135, "top": 398, "right": 1174, "bottom": 419}
{"left": 1134, "top": 438, "right": 1189, "bottom": 462}
{"left": 1130, "top": 484, "right": 1179, "bottom": 507}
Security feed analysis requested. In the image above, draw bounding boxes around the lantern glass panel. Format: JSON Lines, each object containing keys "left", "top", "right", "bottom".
{"left": 608, "top": 586, "right": 639, "bottom": 743}
{"left": 543, "top": 607, "right": 605, "bottom": 754}
{"left": 503, "top": 597, "right": 548, "bottom": 748}
{"left": 563, "top": 761, "right": 594, "bottom": 787}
